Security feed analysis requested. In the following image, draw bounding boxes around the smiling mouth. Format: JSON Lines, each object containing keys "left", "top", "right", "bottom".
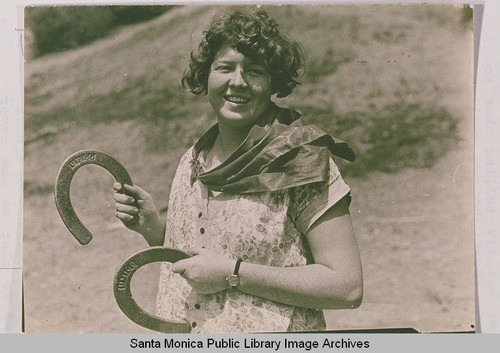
{"left": 224, "top": 95, "right": 250, "bottom": 104}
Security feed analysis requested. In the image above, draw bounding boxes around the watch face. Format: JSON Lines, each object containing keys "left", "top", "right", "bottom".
{"left": 227, "top": 274, "right": 240, "bottom": 287}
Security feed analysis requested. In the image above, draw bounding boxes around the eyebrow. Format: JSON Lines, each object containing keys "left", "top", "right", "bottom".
{"left": 213, "top": 59, "right": 234, "bottom": 65}
{"left": 213, "top": 58, "right": 267, "bottom": 68}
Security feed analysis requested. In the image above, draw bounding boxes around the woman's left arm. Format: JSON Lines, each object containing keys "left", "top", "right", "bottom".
{"left": 171, "top": 196, "right": 363, "bottom": 310}
{"left": 238, "top": 196, "right": 362, "bottom": 309}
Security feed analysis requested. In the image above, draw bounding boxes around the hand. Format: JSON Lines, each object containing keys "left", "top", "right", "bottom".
{"left": 171, "top": 248, "right": 235, "bottom": 294}
{"left": 113, "top": 182, "right": 165, "bottom": 246}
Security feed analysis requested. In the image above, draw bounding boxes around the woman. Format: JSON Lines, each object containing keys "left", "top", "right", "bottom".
{"left": 113, "top": 9, "right": 362, "bottom": 333}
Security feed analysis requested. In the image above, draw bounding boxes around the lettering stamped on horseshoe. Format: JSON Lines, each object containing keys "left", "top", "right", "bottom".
{"left": 68, "top": 152, "right": 97, "bottom": 170}
{"left": 117, "top": 262, "right": 139, "bottom": 291}
{"left": 54, "top": 149, "right": 137, "bottom": 245}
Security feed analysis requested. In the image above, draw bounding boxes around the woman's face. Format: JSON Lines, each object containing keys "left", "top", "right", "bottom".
{"left": 207, "top": 46, "right": 272, "bottom": 130}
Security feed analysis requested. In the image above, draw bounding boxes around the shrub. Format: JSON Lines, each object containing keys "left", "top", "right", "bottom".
{"left": 296, "top": 102, "right": 458, "bottom": 178}
{"left": 25, "top": 6, "right": 171, "bottom": 57}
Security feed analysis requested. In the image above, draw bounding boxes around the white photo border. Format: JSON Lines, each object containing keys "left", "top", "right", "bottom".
{"left": 2, "top": 0, "right": 499, "bottom": 337}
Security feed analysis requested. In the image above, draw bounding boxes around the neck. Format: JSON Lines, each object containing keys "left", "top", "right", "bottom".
{"left": 216, "top": 121, "right": 251, "bottom": 160}
{"left": 215, "top": 102, "right": 275, "bottom": 159}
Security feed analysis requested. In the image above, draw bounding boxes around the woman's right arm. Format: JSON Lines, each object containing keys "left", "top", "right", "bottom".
{"left": 171, "top": 196, "right": 362, "bottom": 310}
{"left": 113, "top": 183, "right": 165, "bottom": 246}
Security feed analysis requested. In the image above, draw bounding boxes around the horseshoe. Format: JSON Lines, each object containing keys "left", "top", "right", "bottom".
{"left": 54, "top": 149, "right": 138, "bottom": 245}
{"left": 113, "top": 247, "right": 192, "bottom": 333}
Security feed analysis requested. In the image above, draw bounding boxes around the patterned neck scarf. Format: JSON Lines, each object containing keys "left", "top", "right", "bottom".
{"left": 190, "top": 102, "right": 355, "bottom": 193}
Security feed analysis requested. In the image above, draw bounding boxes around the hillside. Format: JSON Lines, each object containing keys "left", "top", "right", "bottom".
{"left": 24, "top": 5, "right": 474, "bottom": 332}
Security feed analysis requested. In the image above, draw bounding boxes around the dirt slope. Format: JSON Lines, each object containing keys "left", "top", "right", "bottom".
{"left": 24, "top": 5, "right": 474, "bottom": 332}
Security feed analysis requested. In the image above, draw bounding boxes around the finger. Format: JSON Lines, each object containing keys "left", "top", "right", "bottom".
{"left": 123, "top": 184, "right": 151, "bottom": 201}
{"left": 189, "top": 247, "right": 206, "bottom": 256}
{"left": 113, "top": 192, "right": 136, "bottom": 205}
{"left": 115, "top": 203, "right": 139, "bottom": 215}
{"left": 112, "top": 182, "right": 123, "bottom": 192}
{"left": 171, "top": 259, "right": 188, "bottom": 274}
{"left": 115, "top": 210, "right": 135, "bottom": 222}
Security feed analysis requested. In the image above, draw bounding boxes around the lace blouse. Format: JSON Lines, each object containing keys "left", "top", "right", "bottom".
{"left": 156, "top": 131, "right": 351, "bottom": 333}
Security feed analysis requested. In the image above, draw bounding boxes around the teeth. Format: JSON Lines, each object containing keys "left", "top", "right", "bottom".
{"left": 225, "top": 96, "right": 250, "bottom": 103}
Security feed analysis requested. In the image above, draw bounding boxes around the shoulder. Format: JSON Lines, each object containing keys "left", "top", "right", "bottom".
{"left": 179, "top": 146, "right": 194, "bottom": 165}
{"left": 326, "top": 156, "right": 343, "bottom": 184}
{"left": 170, "top": 146, "right": 195, "bottom": 185}
{"left": 288, "top": 155, "right": 350, "bottom": 234}
{"left": 173, "top": 146, "right": 195, "bottom": 174}
{"left": 289, "top": 156, "right": 344, "bottom": 202}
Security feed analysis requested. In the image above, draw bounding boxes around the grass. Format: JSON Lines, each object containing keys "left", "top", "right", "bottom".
{"left": 25, "top": 5, "right": 464, "bottom": 181}
{"left": 24, "top": 4, "right": 474, "bottom": 333}
{"left": 298, "top": 102, "right": 458, "bottom": 177}
{"left": 25, "top": 6, "right": 173, "bottom": 58}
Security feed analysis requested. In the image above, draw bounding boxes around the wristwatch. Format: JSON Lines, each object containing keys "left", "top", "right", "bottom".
{"left": 226, "top": 258, "right": 242, "bottom": 288}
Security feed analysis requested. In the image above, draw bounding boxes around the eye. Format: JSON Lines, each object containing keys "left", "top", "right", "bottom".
{"left": 246, "top": 65, "right": 268, "bottom": 76}
{"left": 214, "top": 64, "right": 233, "bottom": 73}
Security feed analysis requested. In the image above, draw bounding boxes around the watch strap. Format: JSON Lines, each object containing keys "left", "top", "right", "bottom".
{"left": 233, "top": 258, "right": 242, "bottom": 276}
{"left": 226, "top": 258, "right": 243, "bottom": 288}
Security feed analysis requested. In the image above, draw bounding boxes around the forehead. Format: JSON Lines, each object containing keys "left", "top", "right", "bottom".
{"left": 212, "top": 46, "right": 264, "bottom": 65}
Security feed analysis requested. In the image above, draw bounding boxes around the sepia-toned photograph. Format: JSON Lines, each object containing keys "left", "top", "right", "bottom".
{"left": 23, "top": 4, "right": 474, "bottom": 333}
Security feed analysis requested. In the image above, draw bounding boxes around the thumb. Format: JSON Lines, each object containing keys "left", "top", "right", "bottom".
{"left": 171, "top": 259, "right": 188, "bottom": 274}
{"left": 123, "top": 184, "right": 150, "bottom": 200}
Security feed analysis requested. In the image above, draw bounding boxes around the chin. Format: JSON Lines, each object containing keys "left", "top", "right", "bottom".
{"left": 219, "top": 111, "right": 257, "bottom": 128}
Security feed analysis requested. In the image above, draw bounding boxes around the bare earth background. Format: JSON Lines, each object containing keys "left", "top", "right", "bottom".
{"left": 23, "top": 5, "right": 474, "bottom": 333}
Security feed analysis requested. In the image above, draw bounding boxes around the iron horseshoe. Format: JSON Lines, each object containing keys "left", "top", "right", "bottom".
{"left": 113, "top": 247, "right": 192, "bottom": 333}
{"left": 54, "top": 149, "right": 138, "bottom": 245}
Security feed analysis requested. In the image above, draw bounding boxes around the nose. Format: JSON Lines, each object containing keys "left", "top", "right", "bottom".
{"left": 229, "top": 68, "right": 248, "bottom": 87}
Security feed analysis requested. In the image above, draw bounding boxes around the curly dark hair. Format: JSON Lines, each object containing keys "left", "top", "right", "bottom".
{"left": 182, "top": 9, "right": 305, "bottom": 98}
